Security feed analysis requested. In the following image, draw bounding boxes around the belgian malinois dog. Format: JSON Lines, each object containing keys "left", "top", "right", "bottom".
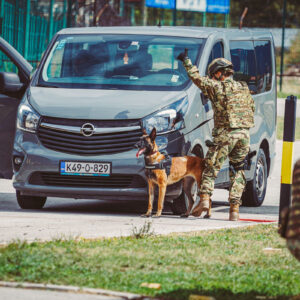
{"left": 135, "top": 127, "right": 210, "bottom": 218}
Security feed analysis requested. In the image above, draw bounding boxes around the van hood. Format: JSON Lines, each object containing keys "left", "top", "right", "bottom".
{"left": 29, "top": 87, "right": 186, "bottom": 119}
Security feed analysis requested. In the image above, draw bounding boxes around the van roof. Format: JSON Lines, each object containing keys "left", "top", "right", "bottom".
{"left": 58, "top": 26, "right": 273, "bottom": 40}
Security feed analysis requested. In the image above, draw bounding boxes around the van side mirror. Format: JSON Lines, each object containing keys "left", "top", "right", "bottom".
{"left": 200, "top": 93, "right": 209, "bottom": 105}
{"left": 0, "top": 72, "right": 24, "bottom": 94}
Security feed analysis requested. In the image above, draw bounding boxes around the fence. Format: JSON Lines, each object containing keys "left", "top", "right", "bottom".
{"left": 0, "top": 0, "right": 67, "bottom": 67}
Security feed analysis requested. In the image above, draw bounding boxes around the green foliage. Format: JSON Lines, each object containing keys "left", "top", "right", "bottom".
{"left": 286, "top": 32, "right": 300, "bottom": 66}
{"left": 277, "top": 76, "right": 300, "bottom": 98}
{"left": 0, "top": 225, "right": 299, "bottom": 299}
{"left": 229, "top": 0, "right": 300, "bottom": 28}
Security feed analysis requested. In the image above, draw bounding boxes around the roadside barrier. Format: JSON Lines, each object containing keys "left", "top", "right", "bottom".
{"left": 279, "top": 95, "right": 297, "bottom": 224}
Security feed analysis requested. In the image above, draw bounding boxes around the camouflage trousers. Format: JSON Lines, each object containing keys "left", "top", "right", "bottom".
{"left": 200, "top": 128, "right": 250, "bottom": 205}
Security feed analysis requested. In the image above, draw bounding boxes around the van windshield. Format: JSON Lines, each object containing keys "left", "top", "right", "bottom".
{"left": 38, "top": 34, "right": 204, "bottom": 91}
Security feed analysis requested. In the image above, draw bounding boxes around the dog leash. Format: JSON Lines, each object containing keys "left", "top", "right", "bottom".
{"left": 184, "top": 118, "right": 213, "bottom": 135}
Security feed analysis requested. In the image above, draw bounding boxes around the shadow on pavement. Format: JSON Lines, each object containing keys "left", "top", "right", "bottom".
{"left": 0, "top": 192, "right": 278, "bottom": 218}
{"left": 215, "top": 205, "right": 279, "bottom": 216}
{"left": 0, "top": 192, "right": 148, "bottom": 215}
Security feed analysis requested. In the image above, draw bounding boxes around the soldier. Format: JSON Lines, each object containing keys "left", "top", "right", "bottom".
{"left": 279, "top": 159, "right": 300, "bottom": 261}
{"left": 177, "top": 49, "right": 255, "bottom": 221}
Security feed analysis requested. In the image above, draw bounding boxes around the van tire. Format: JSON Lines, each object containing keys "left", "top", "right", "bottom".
{"left": 16, "top": 191, "right": 46, "bottom": 209}
{"left": 242, "top": 149, "right": 268, "bottom": 207}
{"left": 170, "top": 192, "right": 188, "bottom": 215}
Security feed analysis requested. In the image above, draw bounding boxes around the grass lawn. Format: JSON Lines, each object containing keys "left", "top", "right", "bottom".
{"left": 277, "top": 116, "right": 300, "bottom": 140}
{"left": 0, "top": 224, "right": 299, "bottom": 300}
{"left": 277, "top": 91, "right": 300, "bottom": 99}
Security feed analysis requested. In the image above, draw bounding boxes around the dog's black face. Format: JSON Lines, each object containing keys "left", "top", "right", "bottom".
{"left": 135, "top": 128, "right": 157, "bottom": 158}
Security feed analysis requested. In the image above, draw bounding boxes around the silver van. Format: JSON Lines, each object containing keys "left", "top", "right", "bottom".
{"left": 1, "top": 27, "right": 276, "bottom": 213}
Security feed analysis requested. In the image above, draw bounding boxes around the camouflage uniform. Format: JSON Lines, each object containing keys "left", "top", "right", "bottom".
{"left": 279, "top": 159, "right": 300, "bottom": 261}
{"left": 183, "top": 58, "right": 255, "bottom": 205}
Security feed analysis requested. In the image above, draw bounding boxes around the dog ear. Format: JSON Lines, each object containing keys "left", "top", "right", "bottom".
{"left": 142, "top": 129, "right": 147, "bottom": 136}
{"left": 149, "top": 127, "right": 156, "bottom": 141}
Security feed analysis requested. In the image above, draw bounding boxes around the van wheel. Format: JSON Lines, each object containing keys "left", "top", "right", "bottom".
{"left": 16, "top": 191, "right": 47, "bottom": 209}
{"left": 170, "top": 179, "right": 198, "bottom": 215}
{"left": 242, "top": 149, "right": 268, "bottom": 207}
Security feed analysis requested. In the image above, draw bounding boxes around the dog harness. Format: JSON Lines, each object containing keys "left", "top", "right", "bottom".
{"left": 144, "top": 154, "right": 172, "bottom": 176}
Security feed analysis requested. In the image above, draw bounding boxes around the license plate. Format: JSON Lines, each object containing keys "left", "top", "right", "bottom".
{"left": 60, "top": 161, "right": 111, "bottom": 176}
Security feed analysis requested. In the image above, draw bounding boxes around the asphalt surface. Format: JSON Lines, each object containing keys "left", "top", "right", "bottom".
{"left": 0, "top": 287, "right": 127, "bottom": 300}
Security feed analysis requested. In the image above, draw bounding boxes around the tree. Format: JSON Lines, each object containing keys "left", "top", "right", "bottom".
{"left": 286, "top": 32, "right": 300, "bottom": 67}
{"left": 230, "top": 0, "right": 300, "bottom": 28}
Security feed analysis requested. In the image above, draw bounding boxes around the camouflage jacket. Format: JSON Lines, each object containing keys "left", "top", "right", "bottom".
{"left": 183, "top": 58, "right": 255, "bottom": 130}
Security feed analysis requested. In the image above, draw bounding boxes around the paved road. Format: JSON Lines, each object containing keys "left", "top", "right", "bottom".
{"left": 0, "top": 287, "right": 126, "bottom": 300}
{"left": 1, "top": 140, "right": 299, "bottom": 244}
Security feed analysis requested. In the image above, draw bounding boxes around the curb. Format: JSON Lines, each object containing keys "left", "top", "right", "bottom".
{"left": 0, "top": 281, "right": 151, "bottom": 300}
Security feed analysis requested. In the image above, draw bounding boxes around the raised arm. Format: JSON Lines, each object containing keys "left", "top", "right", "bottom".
{"left": 177, "top": 49, "right": 216, "bottom": 100}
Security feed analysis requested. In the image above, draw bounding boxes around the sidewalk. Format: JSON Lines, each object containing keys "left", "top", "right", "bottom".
{"left": 0, "top": 206, "right": 278, "bottom": 245}
{"left": 0, "top": 281, "right": 146, "bottom": 300}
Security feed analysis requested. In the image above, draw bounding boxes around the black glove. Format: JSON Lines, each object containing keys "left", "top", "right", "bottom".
{"left": 177, "top": 48, "right": 188, "bottom": 62}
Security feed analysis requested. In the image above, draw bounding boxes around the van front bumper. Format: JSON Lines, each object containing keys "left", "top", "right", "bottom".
{"left": 13, "top": 130, "right": 183, "bottom": 201}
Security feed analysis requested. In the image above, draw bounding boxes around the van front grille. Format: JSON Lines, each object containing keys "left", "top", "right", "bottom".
{"left": 29, "top": 172, "right": 147, "bottom": 189}
{"left": 37, "top": 118, "right": 142, "bottom": 156}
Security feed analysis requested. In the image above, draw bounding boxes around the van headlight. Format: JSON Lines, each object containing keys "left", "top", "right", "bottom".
{"left": 17, "top": 104, "right": 40, "bottom": 133}
{"left": 142, "top": 97, "right": 188, "bottom": 135}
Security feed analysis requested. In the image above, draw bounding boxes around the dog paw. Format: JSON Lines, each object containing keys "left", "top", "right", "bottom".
{"left": 204, "top": 214, "right": 211, "bottom": 219}
{"left": 141, "top": 214, "right": 151, "bottom": 218}
{"left": 180, "top": 214, "right": 189, "bottom": 218}
{"left": 152, "top": 214, "right": 161, "bottom": 218}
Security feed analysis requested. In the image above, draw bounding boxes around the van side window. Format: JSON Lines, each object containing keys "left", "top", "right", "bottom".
{"left": 206, "top": 42, "right": 224, "bottom": 75}
{"left": 254, "top": 40, "right": 272, "bottom": 93}
{"left": 230, "top": 41, "right": 257, "bottom": 94}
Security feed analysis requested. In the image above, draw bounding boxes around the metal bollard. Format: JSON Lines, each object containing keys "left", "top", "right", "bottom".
{"left": 279, "top": 95, "right": 297, "bottom": 224}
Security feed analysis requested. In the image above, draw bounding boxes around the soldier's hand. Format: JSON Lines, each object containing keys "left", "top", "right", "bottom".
{"left": 177, "top": 48, "right": 188, "bottom": 62}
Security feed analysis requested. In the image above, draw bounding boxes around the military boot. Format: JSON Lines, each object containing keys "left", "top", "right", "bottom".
{"left": 192, "top": 194, "right": 211, "bottom": 217}
{"left": 229, "top": 203, "right": 239, "bottom": 221}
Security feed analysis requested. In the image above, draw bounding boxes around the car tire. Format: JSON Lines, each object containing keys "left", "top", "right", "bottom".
{"left": 16, "top": 191, "right": 47, "bottom": 209}
{"left": 170, "top": 179, "right": 199, "bottom": 215}
{"left": 242, "top": 148, "right": 268, "bottom": 207}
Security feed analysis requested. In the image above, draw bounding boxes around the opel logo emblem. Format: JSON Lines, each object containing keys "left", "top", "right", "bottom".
{"left": 81, "top": 123, "right": 95, "bottom": 137}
